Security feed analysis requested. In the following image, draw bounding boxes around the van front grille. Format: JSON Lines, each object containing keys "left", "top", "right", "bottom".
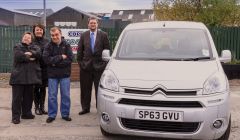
{"left": 121, "top": 118, "right": 200, "bottom": 133}
{"left": 125, "top": 88, "right": 197, "bottom": 96}
{"left": 118, "top": 98, "right": 203, "bottom": 108}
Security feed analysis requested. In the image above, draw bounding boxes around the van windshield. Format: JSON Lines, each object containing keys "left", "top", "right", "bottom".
{"left": 116, "top": 29, "right": 212, "bottom": 61}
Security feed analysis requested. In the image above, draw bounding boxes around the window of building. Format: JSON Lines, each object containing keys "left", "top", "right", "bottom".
{"left": 54, "top": 22, "right": 77, "bottom": 27}
{"left": 149, "top": 14, "right": 154, "bottom": 20}
{"left": 128, "top": 14, "right": 133, "bottom": 19}
{"left": 71, "top": 22, "right": 77, "bottom": 26}
{"left": 141, "top": 10, "right": 145, "bottom": 15}
{"left": 119, "top": 11, "right": 123, "bottom": 15}
{"left": 54, "top": 22, "right": 60, "bottom": 26}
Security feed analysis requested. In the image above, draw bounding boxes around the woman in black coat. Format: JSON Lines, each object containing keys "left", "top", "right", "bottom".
{"left": 9, "top": 32, "right": 42, "bottom": 124}
{"left": 32, "top": 24, "right": 49, "bottom": 115}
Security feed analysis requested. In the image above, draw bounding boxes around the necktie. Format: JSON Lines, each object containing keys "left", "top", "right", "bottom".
{"left": 90, "top": 32, "right": 95, "bottom": 53}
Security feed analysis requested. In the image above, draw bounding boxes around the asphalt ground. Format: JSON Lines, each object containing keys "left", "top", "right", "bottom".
{"left": 0, "top": 80, "right": 239, "bottom": 140}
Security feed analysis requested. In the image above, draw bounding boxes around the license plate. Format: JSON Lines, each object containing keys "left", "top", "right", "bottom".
{"left": 135, "top": 109, "right": 183, "bottom": 122}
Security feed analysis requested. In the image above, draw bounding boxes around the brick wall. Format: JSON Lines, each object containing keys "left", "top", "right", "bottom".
{"left": 71, "top": 63, "right": 80, "bottom": 81}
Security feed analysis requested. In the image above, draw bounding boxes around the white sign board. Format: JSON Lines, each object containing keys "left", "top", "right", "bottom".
{"left": 61, "top": 29, "right": 88, "bottom": 54}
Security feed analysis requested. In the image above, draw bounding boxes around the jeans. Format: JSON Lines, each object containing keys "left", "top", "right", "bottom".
{"left": 48, "top": 77, "right": 71, "bottom": 118}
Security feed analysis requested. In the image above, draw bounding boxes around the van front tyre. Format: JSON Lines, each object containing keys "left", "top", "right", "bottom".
{"left": 216, "top": 117, "right": 231, "bottom": 140}
{"left": 100, "top": 126, "right": 112, "bottom": 136}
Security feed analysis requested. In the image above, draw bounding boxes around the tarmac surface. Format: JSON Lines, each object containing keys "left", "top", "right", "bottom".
{"left": 0, "top": 80, "right": 239, "bottom": 140}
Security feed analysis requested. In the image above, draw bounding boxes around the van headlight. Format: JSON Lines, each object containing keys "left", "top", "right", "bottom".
{"left": 100, "top": 70, "right": 119, "bottom": 92}
{"left": 203, "top": 72, "right": 229, "bottom": 95}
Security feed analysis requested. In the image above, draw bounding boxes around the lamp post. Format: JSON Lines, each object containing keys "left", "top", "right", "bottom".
{"left": 43, "top": 0, "right": 46, "bottom": 27}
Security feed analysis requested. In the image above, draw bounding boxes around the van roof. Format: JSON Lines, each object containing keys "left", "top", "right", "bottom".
{"left": 125, "top": 21, "right": 207, "bottom": 30}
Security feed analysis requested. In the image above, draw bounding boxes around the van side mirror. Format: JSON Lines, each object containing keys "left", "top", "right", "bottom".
{"left": 219, "top": 50, "right": 231, "bottom": 63}
{"left": 102, "top": 49, "right": 111, "bottom": 62}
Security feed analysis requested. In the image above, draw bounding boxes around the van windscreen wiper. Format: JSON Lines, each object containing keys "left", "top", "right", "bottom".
{"left": 181, "top": 57, "right": 211, "bottom": 61}
{"left": 148, "top": 58, "right": 183, "bottom": 61}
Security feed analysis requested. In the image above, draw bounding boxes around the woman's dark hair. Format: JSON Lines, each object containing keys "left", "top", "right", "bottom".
{"left": 32, "top": 23, "right": 45, "bottom": 36}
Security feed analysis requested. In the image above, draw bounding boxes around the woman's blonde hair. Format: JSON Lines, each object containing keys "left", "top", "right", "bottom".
{"left": 22, "top": 31, "right": 33, "bottom": 41}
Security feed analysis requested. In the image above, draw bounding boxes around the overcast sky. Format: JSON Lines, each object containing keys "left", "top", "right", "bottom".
{"left": 0, "top": 0, "right": 153, "bottom": 13}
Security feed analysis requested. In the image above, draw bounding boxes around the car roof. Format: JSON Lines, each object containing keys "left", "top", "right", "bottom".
{"left": 124, "top": 21, "right": 207, "bottom": 30}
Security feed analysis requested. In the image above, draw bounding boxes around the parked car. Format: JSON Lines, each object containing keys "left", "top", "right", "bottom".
{"left": 97, "top": 21, "right": 231, "bottom": 140}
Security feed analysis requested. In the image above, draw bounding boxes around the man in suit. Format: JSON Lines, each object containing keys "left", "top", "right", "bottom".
{"left": 77, "top": 17, "right": 110, "bottom": 115}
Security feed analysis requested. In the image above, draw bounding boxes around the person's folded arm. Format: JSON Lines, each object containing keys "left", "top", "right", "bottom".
{"left": 43, "top": 44, "right": 63, "bottom": 65}
{"left": 56, "top": 44, "right": 73, "bottom": 67}
{"left": 13, "top": 45, "right": 30, "bottom": 63}
{"left": 29, "top": 45, "right": 41, "bottom": 60}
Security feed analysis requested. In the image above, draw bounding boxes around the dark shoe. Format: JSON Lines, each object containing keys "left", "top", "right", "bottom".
{"left": 62, "top": 116, "right": 72, "bottom": 121}
{"left": 40, "top": 109, "right": 48, "bottom": 115}
{"left": 35, "top": 108, "right": 42, "bottom": 115}
{"left": 78, "top": 110, "right": 90, "bottom": 115}
{"left": 21, "top": 114, "right": 35, "bottom": 119}
{"left": 12, "top": 119, "right": 20, "bottom": 124}
{"left": 46, "top": 117, "right": 55, "bottom": 123}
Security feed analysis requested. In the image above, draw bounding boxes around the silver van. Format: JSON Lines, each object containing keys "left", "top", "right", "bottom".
{"left": 97, "top": 21, "right": 231, "bottom": 140}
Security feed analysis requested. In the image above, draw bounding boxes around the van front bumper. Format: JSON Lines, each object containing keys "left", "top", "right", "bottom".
{"left": 97, "top": 88, "right": 230, "bottom": 140}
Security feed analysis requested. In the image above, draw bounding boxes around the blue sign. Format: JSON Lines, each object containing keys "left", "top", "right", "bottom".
{"left": 68, "top": 31, "right": 82, "bottom": 37}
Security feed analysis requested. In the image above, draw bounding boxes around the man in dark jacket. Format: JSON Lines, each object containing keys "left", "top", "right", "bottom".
{"left": 43, "top": 27, "right": 73, "bottom": 123}
{"left": 32, "top": 24, "right": 49, "bottom": 115}
{"left": 10, "top": 32, "right": 42, "bottom": 124}
{"left": 77, "top": 17, "right": 110, "bottom": 115}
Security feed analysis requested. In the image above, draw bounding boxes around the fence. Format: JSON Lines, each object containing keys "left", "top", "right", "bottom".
{"left": 209, "top": 27, "right": 240, "bottom": 61}
{"left": 0, "top": 26, "right": 122, "bottom": 73}
{"left": 0, "top": 26, "right": 240, "bottom": 73}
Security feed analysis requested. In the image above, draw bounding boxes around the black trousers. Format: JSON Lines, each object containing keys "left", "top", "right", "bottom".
{"left": 33, "top": 85, "right": 46, "bottom": 109}
{"left": 80, "top": 70, "right": 103, "bottom": 111}
{"left": 12, "top": 85, "right": 34, "bottom": 120}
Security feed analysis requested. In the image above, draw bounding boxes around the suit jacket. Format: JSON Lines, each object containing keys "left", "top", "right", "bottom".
{"left": 77, "top": 30, "right": 110, "bottom": 71}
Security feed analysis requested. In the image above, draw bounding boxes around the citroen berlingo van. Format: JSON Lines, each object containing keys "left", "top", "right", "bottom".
{"left": 98, "top": 21, "right": 231, "bottom": 140}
